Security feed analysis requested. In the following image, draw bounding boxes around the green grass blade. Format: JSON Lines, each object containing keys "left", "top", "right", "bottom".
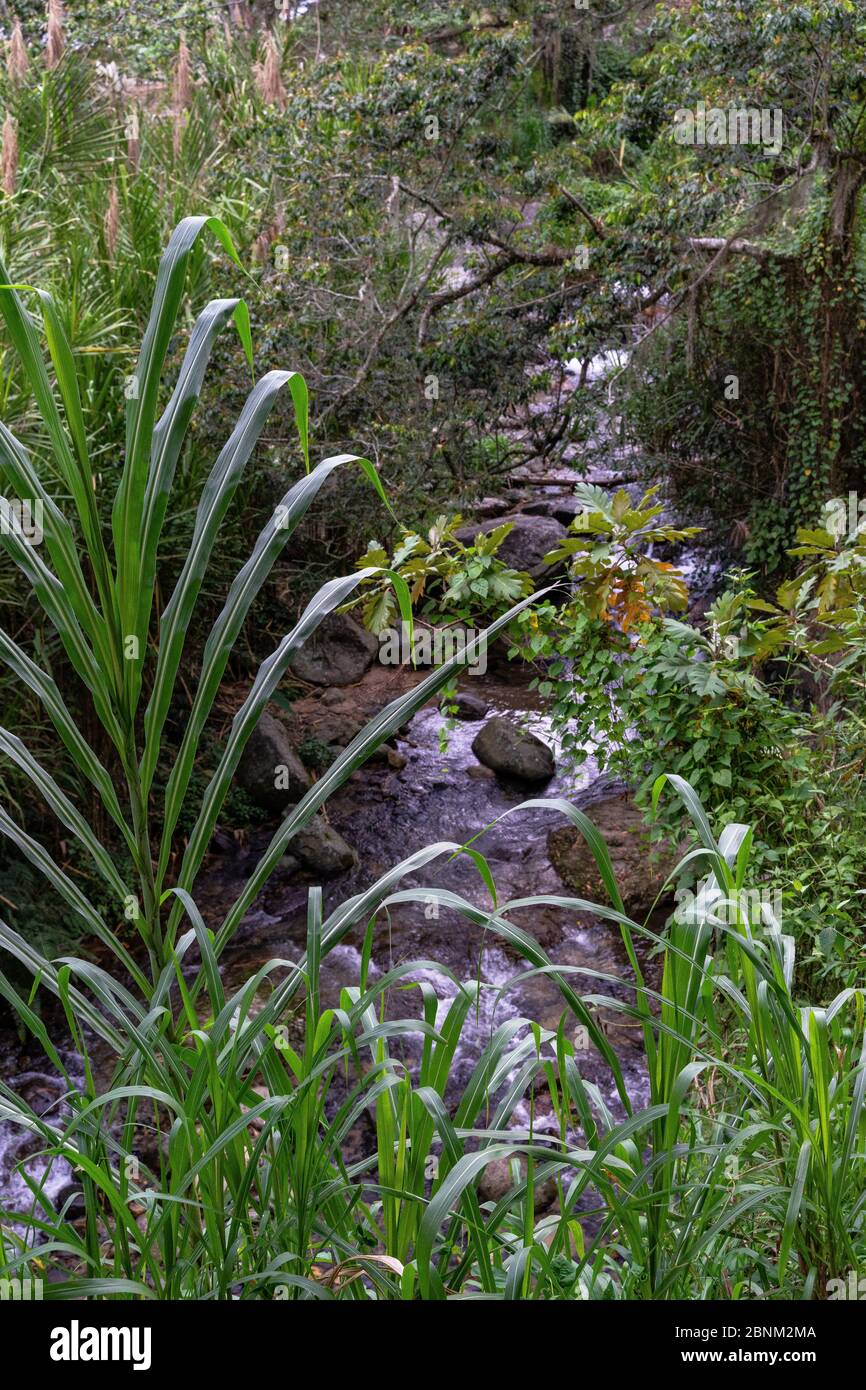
{"left": 140, "top": 369, "right": 309, "bottom": 799}
{"left": 0, "top": 626, "right": 134, "bottom": 854}
{"left": 0, "top": 728, "right": 128, "bottom": 901}
{"left": 171, "top": 568, "right": 382, "bottom": 915}
{"left": 113, "top": 215, "right": 246, "bottom": 714}
{"left": 156, "top": 453, "right": 392, "bottom": 880}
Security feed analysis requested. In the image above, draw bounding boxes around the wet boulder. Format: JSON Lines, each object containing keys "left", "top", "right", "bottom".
{"left": 478, "top": 1155, "right": 558, "bottom": 1211}
{"left": 441, "top": 690, "right": 489, "bottom": 721}
{"left": 455, "top": 513, "right": 568, "bottom": 581}
{"left": 237, "top": 711, "right": 310, "bottom": 814}
{"left": 288, "top": 812, "right": 358, "bottom": 878}
{"left": 547, "top": 789, "right": 679, "bottom": 918}
{"left": 310, "top": 707, "right": 367, "bottom": 751}
{"left": 522, "top": 495, "right": 590, "bottom": 529}
{"left": 53, "top": 1181, "right": 88, "bottom": 1222}
{"left": 471, "top": 716, "right": 555, "bottom": 784}
{"left": 289, "top": 612, "right": 379, "bottom": 687}
{"left": 467, "top": 763, "right": 495, "bottom": 781}
{"left": 365, "top": 743, "right": 406, "bottom": 770}
{"left": 470, "top": 496, "right": 513, "bottom": 520}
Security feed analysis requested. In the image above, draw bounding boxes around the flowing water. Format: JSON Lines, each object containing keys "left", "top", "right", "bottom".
{"left": 0, "top": 348, "right": 713, "bottom": 1219}
{"left": 215, "top": 674, "right": 653, "bottom": 1115}
{"left": 0, "top": 668, "right": 653, "bottom": 1217}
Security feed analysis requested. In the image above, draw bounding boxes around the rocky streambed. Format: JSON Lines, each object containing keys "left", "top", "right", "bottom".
{"left": 0, "top": 386, "right": 711, "bottom": 1221}
{"left": 215, "top": 664, "right": 662, "bottom": 1109}
{"left": 0, "top": 662, "right": 664, "bottom": 1221}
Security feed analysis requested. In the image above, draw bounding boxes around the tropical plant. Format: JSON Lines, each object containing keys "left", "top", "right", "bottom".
{"left": 355, "top": 514, "right": 532, "bottom": 634}
{"left": 514, "top": 496, "right": 866, "bottom": 994}
{"left": 0, "top": 214, "right": 552, "bottom": 1296}
{"left": 544, "top": 483, "right": 701, "bottom": 629}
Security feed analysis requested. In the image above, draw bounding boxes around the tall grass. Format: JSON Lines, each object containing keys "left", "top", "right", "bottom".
{"left": 0, "top": 222, "right": 863, "bottom": 1299}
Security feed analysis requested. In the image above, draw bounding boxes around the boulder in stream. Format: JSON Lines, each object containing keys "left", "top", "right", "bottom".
{"left": 454, "top": 513, "right": 568, "bottom": 581}
{"left": 289, "top": 812, "right": 358, "bottom": 878}
{"left": 289, "top": 611, "right": 379, "bottom": 687}
{"left": 471, "top": 716, "right": 555, "bottom": 784}
{"left": 441, "top": 689, "right": 489, "bottom": 721}
{"left": 478, "top": 1155, "right": 558, "bottom": 1211}
{"left": 522, "top": 494, "right": 591, "bottom": 528}
{"left": 237, "top": 710, "right": 311, "bottom": 813}
{"left": 547, "top": 789, "right": 679, "bottom": 918}
{"left": 311, "top": 707, "right": 367, "bottom": 751}
{"left": 467, "top": 764, "right": 495, "bottom": 781}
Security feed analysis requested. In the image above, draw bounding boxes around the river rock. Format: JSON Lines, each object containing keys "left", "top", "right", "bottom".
{"left": 442, "top": 690, "right": 489, "bottom": 721}
{"left": 237, "top": 710, "right": 311, "bottom": 813}
{"left": 289, "top": 611, "right": 379, "bottom": 686}
{"left": 53, "top": 1180, "right": 88, "bottom": 1221}
{"left": 522, "top": 495, "right": 590, "bottom": 528}
{"left": 471, "top": 716, "right": 555, "bottom": 784}
{"left": 547, "top": 789, "right": 678, "bottom": 918}
{"left": 467, "top": 763, "right": 496, "bottom": 781}
{"left": 319, "top": 687, "right": 345, "bottom": 708}
{"left": 311, "top": 707, "right": 367, "bottom": 750}
{"left": 366, "top": 744, "right": 407, "bottom": 770}
{"left": 478, "top": 1155, "right": 558, "bottom": 1211}
{"left": 289, "top": 813, "right": 358, "bottom": 878}
{"left": 471, "top": 496, "right": 513, "bottom": 520}
{"left": 455, "top": 513, "right": 568, "bottom": 580}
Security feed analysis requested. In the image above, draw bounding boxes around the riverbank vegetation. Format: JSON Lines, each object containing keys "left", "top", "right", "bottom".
{"left": 0, "top": 0, "right": 865, "bottom": 1302}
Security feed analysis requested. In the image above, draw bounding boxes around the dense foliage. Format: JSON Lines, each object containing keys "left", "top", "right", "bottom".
{"left": 1, "top": 225, "right": 864, "bottom": 1302}
{"left": 0, "top": 0, "right": 865, "bottom": 1306}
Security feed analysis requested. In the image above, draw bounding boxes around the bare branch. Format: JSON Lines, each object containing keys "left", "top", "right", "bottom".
{"left": 559, "top": 186, "right": 610, "bottom": 240}
{"left": 685, "top": 236, "right": 772, "bottom": 262}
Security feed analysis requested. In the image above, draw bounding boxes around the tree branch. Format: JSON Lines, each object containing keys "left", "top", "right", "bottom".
{"left": 685, "top": 236, "right": 772, "bottom": 262}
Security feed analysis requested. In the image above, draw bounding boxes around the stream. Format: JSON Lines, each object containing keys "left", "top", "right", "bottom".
{"left": 0, "top": 667, "right": 654, "bottom": 1222}
{"left": 215, "top": 675, "right": 653, "bottom": 1116}
{"left": 0, "top": 351, "right": 716, "bottom": 1224}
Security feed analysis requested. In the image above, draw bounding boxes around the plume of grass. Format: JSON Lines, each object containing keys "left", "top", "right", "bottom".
{"left": 1, "top": 115, "right": 17, "bottom": 197}
{"left": 171, "top": 34, "right": 192, "bottom": 156}
{"left": 104, "top": 181, "right": 120, "bottom": 259}
{"left": 7, "top": 20, "right": 28, "bottom": 84}
{"left": 255, "top": 33, "right": 287, "bottom": 111}
{"left": 125, "top": 105, "right": 140, "bottom": 173}
{"left": 45, "top": 0, "right": 64, "bottom": 70}
{"left": 251, "top": 208, "right": 286, "bottom": 265}
{"left": 229, "top": 1, "right": 253, "bottom": 33}
{"left": 172, "top": 34, "right": 193, "bottom": 112}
